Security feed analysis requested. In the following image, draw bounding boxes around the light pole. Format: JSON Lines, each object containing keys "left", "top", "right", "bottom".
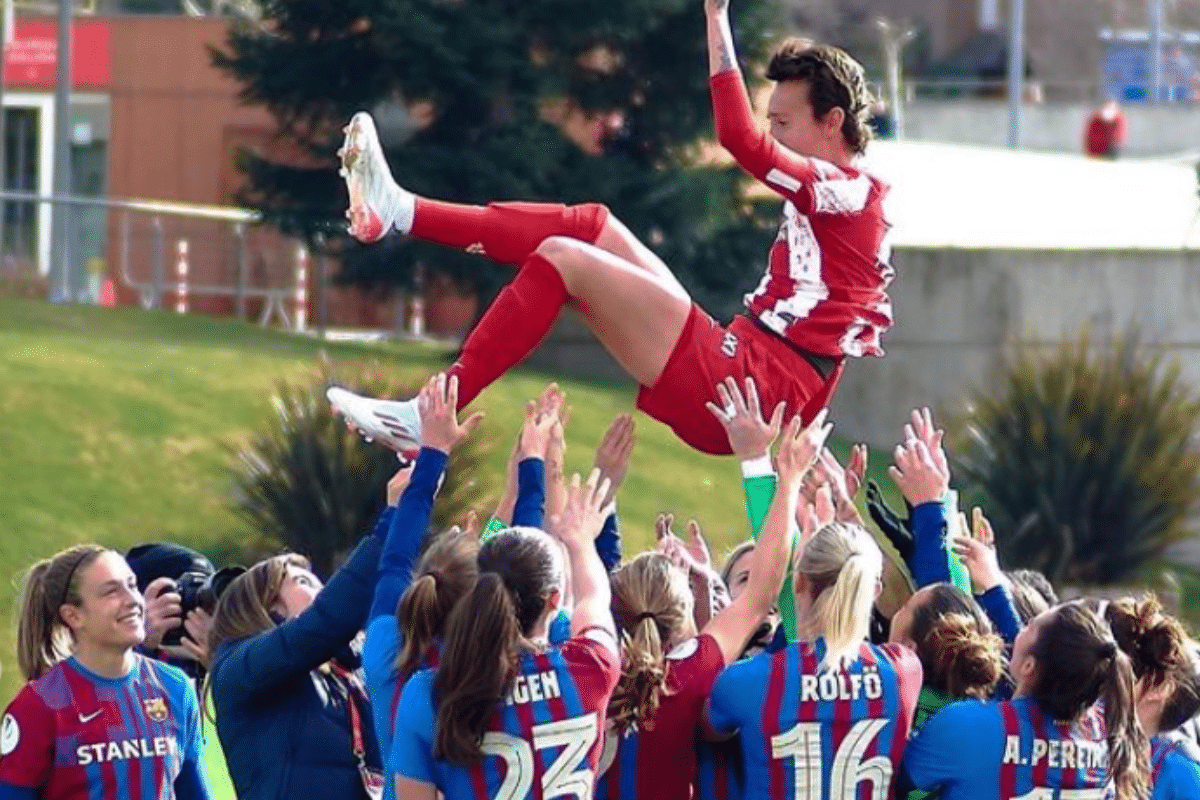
{"left": 876, "top": 18, "right": 916, "bottom": 139}
{"left": 48, "top": 0, "right": 72, "bottom": 301}
{"left": 1149, "top": 0, "right": 1167, "bottom": 102}
{"left": 1006, "top": 0, "right": 1026, "bottom": 148}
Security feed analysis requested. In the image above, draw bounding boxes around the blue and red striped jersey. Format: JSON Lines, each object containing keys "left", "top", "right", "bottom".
{"left": 389, "top": 633, "right": 619, "bottom": 800}
{"left": 0, "top": 655, "right": 203, "bottom": 800}
{"left": 904, "top": 697, "right": 1112, "bottom": 800}
{"left": 1151, "top": 735, "right": 1200, "bottom": 800}
{"left": 707, "top": 638, "right": 920, "bottom": 800}
{"left": 695, "top": 736, "right": 746, "bottom": 800}
{"left": 596, "top": 633, "right": 726, "bottom": 800}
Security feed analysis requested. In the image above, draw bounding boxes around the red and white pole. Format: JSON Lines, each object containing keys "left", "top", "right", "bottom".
{"left": 294, "top": 244, "right": 309, "bottom": 331}
{"left": 175, "top": 239, "right": 189, "bottom": 314}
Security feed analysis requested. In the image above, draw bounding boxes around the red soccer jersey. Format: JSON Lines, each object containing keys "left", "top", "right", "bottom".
{"left": 711, "top": 69, "right": 895, "bottom": 360}
{"left": 0, "top": 655, "right": 202, "bottom": 800}
{"left": 597, "top": 633, "right": 727, "bottom": 800}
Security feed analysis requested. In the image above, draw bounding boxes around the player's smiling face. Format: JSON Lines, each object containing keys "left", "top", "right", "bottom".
{"left": 62, "top": 551, "right": 146, "bottom": 650}
{"left": 768, "top": 79, "right": 845, "bottom": 163}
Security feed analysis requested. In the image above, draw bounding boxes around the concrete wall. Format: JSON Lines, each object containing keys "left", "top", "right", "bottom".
{"left": 904, "top": 100, "right": 1200, "bottom": 157}
{"left": 532, "top": 247, "right": 1200, "bottom": 449}
{"left": 833, "top": 247, "right": 1200, "bottom": 446}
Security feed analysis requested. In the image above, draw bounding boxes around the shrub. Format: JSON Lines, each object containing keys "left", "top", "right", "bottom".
{"left": 230, "top": 361, "right": 495, "bottom": 575}
{"left": 952, "top": 331, "right": 1200, "bottom": 586}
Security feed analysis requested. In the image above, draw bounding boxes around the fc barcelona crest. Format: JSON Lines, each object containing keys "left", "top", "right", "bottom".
{"left": 142, "top": 697, "right": 169, "bottom": 722}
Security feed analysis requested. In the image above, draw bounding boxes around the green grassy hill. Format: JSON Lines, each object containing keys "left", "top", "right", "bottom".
{"left": 0, "top": 297, "right": 893, "bottom": 709}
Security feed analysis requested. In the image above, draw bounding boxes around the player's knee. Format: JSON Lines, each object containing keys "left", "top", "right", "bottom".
{"left": 534, "top": 235, "right": 585, "bottom": 263}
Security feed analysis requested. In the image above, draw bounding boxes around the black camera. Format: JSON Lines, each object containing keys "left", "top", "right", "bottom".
{"left": 165, "top": 566, "right": 245, "bottom": 646}
{"left": 168, "top": 572, "right": 217, "bottom": 646}
{"left": 126, "top": 542, "right": 246, "bottom": 648}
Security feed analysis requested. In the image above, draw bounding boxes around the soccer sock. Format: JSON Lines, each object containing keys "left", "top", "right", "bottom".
{"left": 410, "top": 200, "right": 609, "bottom": 265}
{"left": 448, "top": 252, "right": 569, "bottom": 408}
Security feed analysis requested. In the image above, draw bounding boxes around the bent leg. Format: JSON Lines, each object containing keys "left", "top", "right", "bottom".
{"left": 445, "top": 236, "right": 692, "bottom": 409}
{"left": 410, "top": 200, "right": 610, "bottom": 266}
{"left": 410, "top": 198, "right": 686, "bottom": 292}
{"left": 537, "top": 236, "right": 692, "bottom": 388}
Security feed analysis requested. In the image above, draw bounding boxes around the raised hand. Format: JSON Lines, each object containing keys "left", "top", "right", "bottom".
{"left": 518, "top": 400, "right": 557, "bottom": 461}
{"left": 904, "top": 407, "right": 950, "bottom": 484}
{"left": 418, "top": 374, "right": 485, "bottom": 453}
{"left": 705, "top": 377, "right": 786, "bottom": 461}
{"left": 888, "top": 438, "right": 949, "bottom": 507}
{"left": 775, "top": 409, "right": 834, "bottom": 489}
{"left": 952, "top": 508, "right": 1003, "bottom": 592}
{"left": 813, "top": 446, "right": 867, "bottom": 525}
{"left": 593, "top": 415, "right": 636, "bottom": 509}
{"left": 682, "top": 519, "right": 713, "bottom": 572}
{"left": 553, "top": 469, "right": 612, "bottom": 549}
{"left": 795, "top": 483, "right": 836, "bottom": 542}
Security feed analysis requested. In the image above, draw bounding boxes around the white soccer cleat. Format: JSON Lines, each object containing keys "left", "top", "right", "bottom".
{"left": 338, "top": 112, "right": 412, "bottom": 243}
{"left": 327, "top": 387, "right": 422, "bottom": 457}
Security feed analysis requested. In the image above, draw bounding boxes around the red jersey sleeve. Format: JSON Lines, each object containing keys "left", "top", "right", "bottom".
{"left": 561, "top": 634, "right": 620, "bottom": 707}
{"left": 671, "top": 634, "right": 726, "bottom": 701}
{"left": 0, "top": 685, "right": 55, "bottom": 789}
{"left": 711, "top": 70, "right": 877, "bottom": 219}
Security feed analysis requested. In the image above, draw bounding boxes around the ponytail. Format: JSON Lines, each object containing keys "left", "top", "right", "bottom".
{"left": 433, "top": 528, "right": 561, "bottom": 766}
{"left": 610, "top": 618, "right": 668, "bottom": 734}
{"left": 1029, "top": 602, "right": 1149, "bottom": 800}
{"left": 607, "top": 553, "right": 691, "bottom": 734}
{"left": 396, "top": 530, "right": 479, "bottom": 684}
{"left": 397, "top": 575, "right": 440, "bottom": 682}
{"left": 919, "top": 613, "right": 1004, "bottom": 699}
{"left": 435, "top": 574, "right": 525, "bottom": 764}
{"left": 17, "top": 545, "right": 107, "bottom": 680}
{"left": 1101, "top": 648, "right": 1149, "bottom": 800}
{"left": 798, "top": 523, "right": 881, "bottom": 672}
{"left": 908, "top": 584, "right": 1004, "bottom": 700}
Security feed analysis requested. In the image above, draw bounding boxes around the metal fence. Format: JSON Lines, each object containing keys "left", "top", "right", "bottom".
{"left": 0, "top": 191, "right": 331, "bottom": 332}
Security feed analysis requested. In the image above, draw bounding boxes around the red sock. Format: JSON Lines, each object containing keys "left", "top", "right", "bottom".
{"left": 448, "top": 253, "right": 569, "bottom": 408}
{"left": 411, "top": 200, "right": 609, "bottom": 265}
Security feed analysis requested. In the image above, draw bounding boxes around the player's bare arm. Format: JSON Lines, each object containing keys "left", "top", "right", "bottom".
{"left": 705, "top": 0, "right": 737, "bottom": 75}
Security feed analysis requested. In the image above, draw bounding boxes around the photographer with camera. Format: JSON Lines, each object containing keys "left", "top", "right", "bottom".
{"left": 126, "top": 543, "right": 245, "bottom": 681}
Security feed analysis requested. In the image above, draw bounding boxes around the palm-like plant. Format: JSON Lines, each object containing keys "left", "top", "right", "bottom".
{"left": 231, "top": 362, "right": 494, "bottom": 575}
{"left": 953, "top": 331, "right": 1200, "bottom": 586}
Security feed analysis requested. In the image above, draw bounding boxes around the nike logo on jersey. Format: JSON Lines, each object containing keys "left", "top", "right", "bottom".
{"left": 78, "top": 709, "right": 103, "bottom": 723}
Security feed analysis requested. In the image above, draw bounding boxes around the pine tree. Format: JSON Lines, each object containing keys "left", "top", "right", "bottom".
{"left": 212, "top": 0, "right": 783, "bottom": 311}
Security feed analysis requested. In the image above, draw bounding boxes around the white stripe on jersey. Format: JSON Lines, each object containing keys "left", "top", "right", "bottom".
{"left": 747, "top": 202, "right": 829, "bottom": 334}
{"left": 766, "top": 167, "right": 803, "bottom": 193}
{"left": 813, "top": 174, "right": 871, "bottom": 215}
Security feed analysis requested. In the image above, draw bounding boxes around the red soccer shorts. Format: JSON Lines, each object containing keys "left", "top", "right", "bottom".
{"left": 637, "top": 306, "right": 844, "bottom": 456}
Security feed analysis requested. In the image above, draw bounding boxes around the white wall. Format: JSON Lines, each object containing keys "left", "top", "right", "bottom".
{"left": 903, "top": 100, "right": 1200, "bottom": 157}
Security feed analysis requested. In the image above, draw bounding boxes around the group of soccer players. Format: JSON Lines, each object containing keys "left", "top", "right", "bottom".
{"left": 7, "top": 370, "right": 1200, "bottom": 800}
{"left": 4, "top": 0, "right": 1200, "bottom": 797}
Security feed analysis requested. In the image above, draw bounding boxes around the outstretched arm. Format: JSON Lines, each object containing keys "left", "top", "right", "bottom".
{"left": 705, "top": 0, "right": 737, "bottom": 76}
